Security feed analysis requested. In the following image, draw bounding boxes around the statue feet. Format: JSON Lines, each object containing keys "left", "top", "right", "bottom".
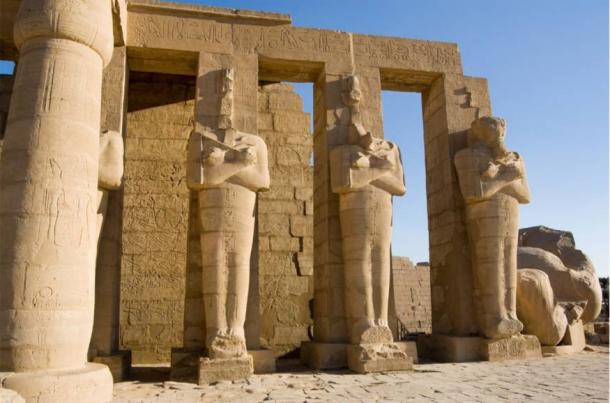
{"left": 482, "top": 316, "right": 523, "bottom": 339}
{"left": 207, "top": 330, "right": 247, "bottom": 359}
{"left": 351, "top": 319, "right": 393, "bottom": 344}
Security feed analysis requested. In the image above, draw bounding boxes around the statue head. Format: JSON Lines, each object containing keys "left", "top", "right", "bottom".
{"left": 218, "top": 68, "right": 235, "bottom": 129}
{"left": 469, "top": 116, "right": 507, "bottom": 152}
{"left": 342, "top": 74, "right": 362, "bottom": 106}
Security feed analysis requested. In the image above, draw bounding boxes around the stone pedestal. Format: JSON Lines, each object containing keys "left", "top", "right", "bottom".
{"left": 1, "top": 363, "right": 112, "bottom": 403}
{"left": 248, "top": 349, "right": 276, "bottom": 374}
{"left": 481, "top": 335, "right": 542, "bottom": 361}
{"left": 198, "top": 356, "right": 253, "bottom": 385}
{"left": 418, "top": 334, "right": 542, "bottom": 362}
{"left": 300, "top": 341, "right": 348, "bottom": 369}
{"left": 171, "top": 347, "right": 273, "bottom": 381}
{"left": 542, "top": 320, "right": 586, "bottom": 356}
{"left": 346, "top": 344, "right": 413, "bottom": 374}
{"left": 92, "top": 350, "right": 131, "bottom": 382}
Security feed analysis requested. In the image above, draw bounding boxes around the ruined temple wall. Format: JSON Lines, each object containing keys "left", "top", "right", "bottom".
{"left": 119, "top": 72, "right": 195, "bottom": 363}
{"left": 391, "top": 257, "right": 432, "bottom": 334}
{"left": 257, "top": 83, "right": 314, "bottom": 357}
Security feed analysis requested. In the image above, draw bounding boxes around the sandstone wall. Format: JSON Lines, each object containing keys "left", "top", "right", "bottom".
{"left": 119, "top": 72, "right": 195, "bottom": 363}
{"left": 257, "top": 83, "right": 314, "bottom": 357}
{"left": 391, "top": 257, "right": 432, "bottom": 335}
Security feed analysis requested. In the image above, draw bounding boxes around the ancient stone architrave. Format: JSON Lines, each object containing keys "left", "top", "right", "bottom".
{"left": 0, "top": 0, "right": 115, "bottom": 400}
{"left": 454, "top": 116, "right": 530, "bottom": 339}
{"left": 516, "top": 226, "right": 602, "bottom": 353}
{"left": 187, "top": 68, "right": 270, "bottom": 383}
{"left": 329, "top": 75, "right": 411, "bottom": 373}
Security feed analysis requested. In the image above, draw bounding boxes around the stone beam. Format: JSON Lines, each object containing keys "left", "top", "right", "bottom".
{"left": 126, "top": 5, "right": 462, "bottom": 78}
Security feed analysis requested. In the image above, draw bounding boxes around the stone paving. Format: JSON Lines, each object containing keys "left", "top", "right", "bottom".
{"left": 113, "top": 347, "right": 609, "bottom": 402}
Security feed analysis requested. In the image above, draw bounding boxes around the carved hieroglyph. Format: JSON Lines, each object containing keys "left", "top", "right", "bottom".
{"left": 0, "top": 0, "right": 115, "bottom": 401}
{"left": 454, "top": 116, "right": 530, "bottom": 340}
{"left": 187, "top": 68, "right": 270, "bottom": 367}
{"left": 329, "top": 75, "right": 409, "bottom": 371}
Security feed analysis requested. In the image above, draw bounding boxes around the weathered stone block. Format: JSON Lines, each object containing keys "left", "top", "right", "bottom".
{"left": 296, "top": 253, "right": 313, "bottom": 276}
{"left": 418, "top": 334, "right": 542, "bottom": 362}
{"left": 269, "top": 236, "right": 301, "bottom": 252}
{"left": 269, "top": 91, "right": 304, "bottom": 111}
{"left": 482, "top": 335, "right": 542, "bottom": 361}
{"left": 273, "top": 111, "right": 310, "bottom": 134}
{"left": 198, "top": 356, "right": 253, "bottom": 385}
{"left": 290, "top": 215, "right": 312, "bottom": 237}
{"left": 346, "top": 344, "right": 413, "bottom": 374}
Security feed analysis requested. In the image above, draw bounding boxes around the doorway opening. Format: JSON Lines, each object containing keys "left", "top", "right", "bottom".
{"left": 381, "top": 90, "right": 432, "bottom": 340}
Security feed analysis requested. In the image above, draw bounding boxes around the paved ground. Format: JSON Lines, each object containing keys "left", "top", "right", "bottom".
{"left": 113, "top": 347, "right": 608, "bottom": 402}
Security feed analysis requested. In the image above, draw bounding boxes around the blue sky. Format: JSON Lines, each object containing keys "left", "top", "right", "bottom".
{"left": 1, "top": 1, "right": 607, "bottom": 276}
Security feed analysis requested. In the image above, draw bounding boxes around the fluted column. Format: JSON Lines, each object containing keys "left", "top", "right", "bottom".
{"left": 0, "top": 0, "right": 115, "bottom": 401}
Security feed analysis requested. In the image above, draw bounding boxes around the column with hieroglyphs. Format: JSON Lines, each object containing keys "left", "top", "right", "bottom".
{"left": 0, "top": 0, "right": 115, "bottom": 401}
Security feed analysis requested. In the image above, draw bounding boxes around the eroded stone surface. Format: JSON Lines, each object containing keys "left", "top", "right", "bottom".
{"left": 516, "top": 226, "right": 602, "bottom": 350}
{"left": 198, "top": 356, "right": 253, "bottom": 385}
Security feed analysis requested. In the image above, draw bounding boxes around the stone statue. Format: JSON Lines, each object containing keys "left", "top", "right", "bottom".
{"left": 186, "top": 68, "right": 270, "bottom": 367}
{"left": 454, "top": 116, "right": 530, "bottom": 339}
{"left": 97, "top": 129, "right": 124, "bottom": 243}
{"left": 329, "top": 75, "right": 409, "bottom": 372}
{"left": 516, "top": 226, "right": 602, "bottom": 348}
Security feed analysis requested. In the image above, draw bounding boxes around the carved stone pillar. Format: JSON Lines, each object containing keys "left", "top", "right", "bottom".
{"left": 0, "top": 1, "right": 114, "bottom": 401}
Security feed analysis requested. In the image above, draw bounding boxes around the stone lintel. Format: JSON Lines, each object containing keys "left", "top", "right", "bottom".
{"left": 127, "top": 0, "right": 292, "bottom": 26}
{"left": 198, "top": 356, "right": 253, "bottom": 385}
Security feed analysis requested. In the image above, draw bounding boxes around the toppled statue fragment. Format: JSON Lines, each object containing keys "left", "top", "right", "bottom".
{"left": 516, "top": 226, "right": 602, "bottom": 350}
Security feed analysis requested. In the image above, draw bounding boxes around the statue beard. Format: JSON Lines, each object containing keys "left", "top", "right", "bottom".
{"left": 492, "top": 141, "right": 509, "bottom": 159}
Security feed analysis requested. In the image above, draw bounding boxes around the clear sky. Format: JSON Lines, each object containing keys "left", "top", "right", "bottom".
{"left": 1, "top": 1, "right": 607, "bottom": 276}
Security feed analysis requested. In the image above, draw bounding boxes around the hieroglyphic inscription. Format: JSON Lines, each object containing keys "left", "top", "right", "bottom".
{"left": 354, "top": 36, "right": 461, "bottom": 71}
{"left": 131, "top": 15, "right": 231, "bottom": 46}
{"left": 233, "top": 26, "right": 350, "bottom": 56}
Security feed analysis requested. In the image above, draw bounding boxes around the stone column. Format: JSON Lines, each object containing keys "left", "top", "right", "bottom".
{"left": 0, "top": 1, "right": 114, "bottom": 401}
